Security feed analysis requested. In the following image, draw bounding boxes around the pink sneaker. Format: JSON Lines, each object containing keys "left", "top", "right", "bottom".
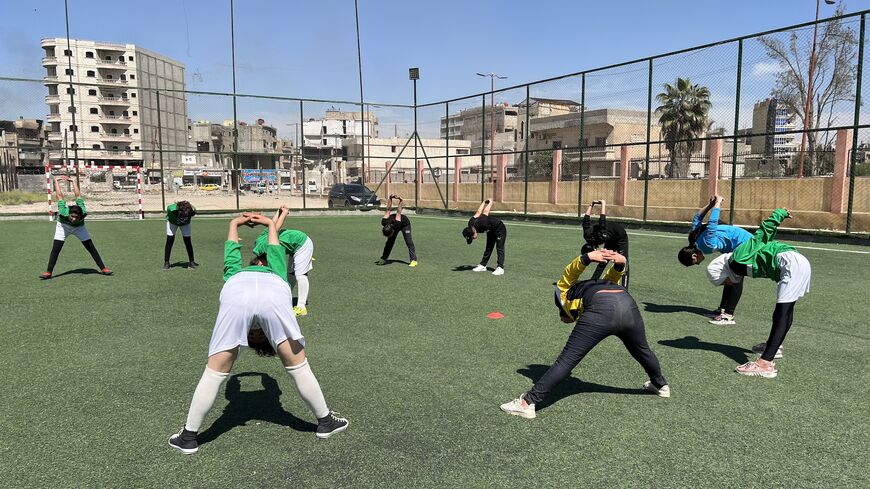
{"left": 736, "top": 360, "right": 778, "bottom": 378}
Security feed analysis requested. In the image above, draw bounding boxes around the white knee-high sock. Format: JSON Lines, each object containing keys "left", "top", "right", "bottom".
{"left": 295, "top": 274, "right": 310, "bottom": 307}
{"left": 184, "top": 367, "right": 229, "bottom": 432}
{"left": 285, "top": 360, "right": 329, "bottom": 418}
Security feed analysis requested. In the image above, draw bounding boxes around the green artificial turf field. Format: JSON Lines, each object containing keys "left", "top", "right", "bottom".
{"left": 0, "top": 214, "right": 867, "bottom": 488}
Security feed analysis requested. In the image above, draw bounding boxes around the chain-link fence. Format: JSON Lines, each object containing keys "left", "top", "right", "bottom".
{"left": 1, "top": 8, "right": 869, "bottom": 233}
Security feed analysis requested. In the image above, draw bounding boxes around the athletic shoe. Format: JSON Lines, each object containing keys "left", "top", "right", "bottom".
{"left": 316, "top": 411, "right": 349, "bottom": 439}
{"left": 751, "top": 342, "right": 784, "bottom": 359}
{"left": 472, "top": 265, "right": 487, "bottom": 272}
{"left": 643, "top": 381, "right": 671, "bottom": 398}
{"left": 709, "top": 312, "right": 735, "bottom": 325}
{"left": 293, "top": 306, "right": 308, "bottom": 317}
{"left": 187, "top": 261, "right": 199, "bottom": 270}
{"left": 492, "top": 267, "right": 505, "bottom": 276}
{"left": 500, "top": 396, "right": 536, "bottom": 419}
{"left": 162, "top": 262, "right": 171, "bottom": 271}
{"left": 736, "top": 360, "right": 778, "bottom": 378}
{"left": 375, "top": 259, "right": 387, "bottom": 265}
{"left": 39, "top": 272, "right": 52, "bottom": 280}
{"left": 168, "top": 428, "right": 199, "bottom": 454}
{"left": 100, "top": 267, "right": 113, "bottom": 276}
{"left": 408, "top": 260, "right": 418, "bottom": 267}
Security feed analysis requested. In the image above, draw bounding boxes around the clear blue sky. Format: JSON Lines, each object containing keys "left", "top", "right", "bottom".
{"left": 0, "top": 0, "right": 865, "bottom": 138}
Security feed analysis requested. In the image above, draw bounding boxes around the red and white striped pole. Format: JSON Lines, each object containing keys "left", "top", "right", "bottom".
{"left": 45, "top": 165, "right": 53, "bottom": 221}
{"left": 136, "top": 167, "right": 144, "bottom": 220}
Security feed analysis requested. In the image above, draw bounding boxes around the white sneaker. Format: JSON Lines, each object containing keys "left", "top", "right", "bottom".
{"left": 492, "top": 267, "right": 504, "bottom": 276}
{"left": 472, "top": 265, "right": 487, "bottom": 272}
{"left": 751, "top": 342, "right": 784, "bottom": 359}
{"left": 500, "top": 396, "right": 536, "bottom": 419}
{"left": 709, "top": 312, "right": 736, "bottom": 325}
{"left": 643, "top": 381, "right": 670, "bottom": 398}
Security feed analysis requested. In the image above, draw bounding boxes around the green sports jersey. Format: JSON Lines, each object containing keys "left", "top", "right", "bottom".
{"left": 729, "top": 208, "right": 796, "bottom": 281}
{"left": 223, "top": 240, "right": 288, "bottom": 282}
{"left": 252, "top": 228, "right": 308, "bottom": 256}
{"left": 166, "top": 203, "right": 196, "bottom": 225}
{"left": 57, "top": 198, "right": 86, "bottom": 227}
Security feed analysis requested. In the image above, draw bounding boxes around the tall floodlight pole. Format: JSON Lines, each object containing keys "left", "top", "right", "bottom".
{"left": 410, "top": 67, "right": 420, "bottom": 208}
{"left": 354, "top": 0, "right": 366, "bottom": 184}
{"left": 476, "top": 72, "right": 507, "bottom": 183}
{"left": 797, "top": 0, "right": 836, "bottom": 178}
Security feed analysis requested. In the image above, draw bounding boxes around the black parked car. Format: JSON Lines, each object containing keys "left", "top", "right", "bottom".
{"left": 327, "top": 184, "right": 381, "bottom": 208}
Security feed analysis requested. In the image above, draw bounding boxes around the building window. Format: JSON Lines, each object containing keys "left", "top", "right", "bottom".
{"left": 64, "top": 68, "right": 74, "bottom": 75}
{"left": 133, "top": 128, "right": 139, "bottom": 134}
{"left": 456, "top": 149, "right": 469, "bottom": 155}
{"left": 65, "top": 87, "right": 75, "bottom": 94}
{"left": 106, "top": 74, "right": 113, "bottom": 80}
{"left": 86, "top": 70, "right": 95, "bottom": 77}
{"left": 130, "top": 92, "right": 136, "bottom": 98}
{"left": 69, "top": 125, "right": 78, "bottom": 132}
{"left": 128, "top": 56, "right": 133, "bottom": 61}
{"left": 90, "top": 108, "right": 98, "bottom": 114}
{"left": 111, "top": 128, "right": 118, "bottom": 134}
{"left": 123, "top": 111, "right": 129, "bottom": 117}
{"left": 90, "top": 126, "right": 99, "bottom": 132}
{"left": 132, "top": 111, "right": 138, "bottom": 116}
{"left": 552, "top": 141, "right": 562, "bottom": 149}
{"left": 71, "top": 143, "right": 78, "bottom": 149}
{"left": 322, "top": 139, "right": 327, "bottom": 145}
{"left": 85, "top": 51, "right": 94, "bottom": 58}
{"left": 123, "top": 129, "right": 130, "bottom": 135}
{"left": 109, "top": 110, "right": 115, "bottom": 116}
{"left": 391, "top": 145, "right": 397, "bottom": 153}
{"left": 64, "top": 49, "right": 72, "bottom": 56}
{"left": 104, "top": 56, "right": 112, "bottom": 61}
{"left": 134, "top": 146, "right": 140, "bottom": 150}
{"left": 118, "top": 56, "right": 124, "bottom": 62}
{"left": 92, "top": 144, "right": 100, "bottom": 149}
{"left": 129, "top": 74, "right": 135, "bottom": 80}
{"left": 595, "top": 137, "right": 606, "bottom": 147}
{"left": 88, "top": 89, "right": 97, "bottom": 96}
{"left": 112, "top": 146, "right": 119, "bottom": 150}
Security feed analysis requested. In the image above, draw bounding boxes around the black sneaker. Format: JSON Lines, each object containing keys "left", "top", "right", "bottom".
{"left": 168, "top": 428, "right": 199, "bottom": 454}
{"left": 187, "top": 261, "right": 199, "bottom": 270}
{"left": 162, "top": 262, "right": 171, "bottom": 271}
{"left": 316, "top": 411, "right": 349, "bottom": 439}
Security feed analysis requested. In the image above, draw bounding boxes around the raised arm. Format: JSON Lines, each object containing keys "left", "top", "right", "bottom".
{"left": 706, "top": 195, "right": 724, "bottom": 233}
{"left": 693, "top": 195, "right": 717, "bottom": 228}
{"left": 482, "top": 199, "right": 493, "bottom": 216}
{"left": 248, "top": 213, "right": 278, "bottom": 244}
{"left": 226, "top": 215, "right": 250, "bottom": 243}
{"left": 751, "top": 208, "right": 791, "bottom": 244}
{"left": 597, "top": 199, "right": 607, "bottom": 225}
{"left": 273, "top": 205, "right": 289, "bottom": 230}
{"left": 53, "top": 176, "right": 65, "bottom": 201}
{"left": 395, "top": 196, "right": 404, "bottom": 220}
{"left": 383, "top": 195, "right": 394, "bottom": 218}
{"left": 71, "top": 177, "right": 81, "bottom": 198}
{"left": 473, "top": 201, "right": 487, "bottom": 218}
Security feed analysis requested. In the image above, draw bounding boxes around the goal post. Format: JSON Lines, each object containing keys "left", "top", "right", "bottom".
{"left": 45, "top": 164, "right": 144, "bottom": 220}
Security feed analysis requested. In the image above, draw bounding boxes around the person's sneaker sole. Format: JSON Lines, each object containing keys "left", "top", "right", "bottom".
{"left": 736, "top": 368, "right": 778, "bottom": 379}
{"left": 167, "top": 436, "right": 198, "bottom": 454}
{"left": 709, "top": 319, "right": 736, "bottom": 325}
{"left": 500, "top": 406, "right": 536, "bottom": 419}
{"left": 316, "top": 422, "right": 349, "bottom": 439}
{"left": 643, "top": 381, "right": 670, "bottom": 398}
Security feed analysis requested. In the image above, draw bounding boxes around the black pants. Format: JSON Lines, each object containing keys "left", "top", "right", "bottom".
{"left": 718, "top": 280, "right": 744, "bottom": 315}
{"left": 45, "top": 238, "right": 106, "bottom": 273}
{"left": 525, "top": 291, "right": 667, "bottom": 405}
{"left": 381, "top": 224, "right": 417, "bottom": 261}
{"left": 761, "top": 301, "right": 795, "bottom": 361}
{"left": 480, "top": 224, "right": 506, "bottom": 269}
{"left": 164, "top": 234, "right": 196, "bottom": 263}
{"left": 590, "top": 239, "right": 629, "bottom": 289}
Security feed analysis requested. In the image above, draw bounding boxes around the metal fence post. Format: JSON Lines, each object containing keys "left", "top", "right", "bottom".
{"left": 413, "top": 78, "right": 418, "bottom": 209}
{"left": 643, "top": 58, "right": 653, "bottom": 223}
{"left": 481, "top": 94, "right": 486, "bottom": 201}
{"left": 524, "top": 84, "right": 530, "bottom": 215}
{"left": 729, "top": 39, "right": 743, "bottom": 225}
{"left": 156, "top": 90, "right": 166, "bottom": 211}
{"left": 300, "top": 100, "right": 306, "bottom": 209}
{"left": 578, "top": 74, "right": 585, "bottom": 217}
{"left": 445, "top": 101, "right": 449, "bottom": 208}
{"left": 847, "top": 14, "right": 865, "bottom": 234}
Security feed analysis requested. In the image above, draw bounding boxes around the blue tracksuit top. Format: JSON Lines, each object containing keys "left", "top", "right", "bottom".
{"left": 691, "top": 208, "right": 752, "bottom": 254}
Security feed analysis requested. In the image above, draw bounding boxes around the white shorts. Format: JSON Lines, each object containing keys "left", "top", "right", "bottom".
{"left": 289, "top": 237, "right": 314, "bottom": 276}
{"left": 53, "top": 221, "right": 91, "bottom": 242}
{"left": 207, "top": 271, "right": 305, "bottom": 357}
{"left": 776, "top": 251, "right": 811, "bottom": 303}
{"left": 166, "top": 221, "right": 192, "bottom": 237}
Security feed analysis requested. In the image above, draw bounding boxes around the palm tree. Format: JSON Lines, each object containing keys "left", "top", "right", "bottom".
{"left": 655, "top": 78, "right": 712, "bottom": 178}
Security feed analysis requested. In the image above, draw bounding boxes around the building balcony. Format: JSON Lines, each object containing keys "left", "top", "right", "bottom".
{"left": 47, "top": 132, "right": 64, "bottom": 141}
{"left": 42, "top": 56, "right": 58, "bottom": 65}
{"left": 96, "top": 78, "right": 129, "bottom": 86}
{"left": 40, "top": 38, "right": 58, "bottom": 48}
{"left": 43, "top": 76, "right": 59, "bottom": 84}
{"left": 100, "top": 132, "right": 133, "bottom": 141}
{"left": 46, "top": 113, "right": 61, "bottom": 122}
{"left": 97, "top": 97, "right": 131, "bottom": 106}
{"left": 99, "top": 115, "right": 132, "bottom": 122}
{"left": 45, "top": 95, "right": 61, "bottom": 104}
{"left": 101, "top": 150, "right": 136, "bottom": 160}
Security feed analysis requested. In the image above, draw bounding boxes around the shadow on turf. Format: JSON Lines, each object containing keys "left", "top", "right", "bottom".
{"left": 197, "top": 372, "right": 316, "bottom": 445}
{"left": 517, "top": 364, "right": 647, "bottom": 411}
{"left": 452, "top": 265, "right": 480, "bottom": 272}
{"left": 51, "top": 268, "right": 103, "bottom": 278}
{"left": 642, "top": 302, "right": 712, "bottom": 317}
{"left": 376, "top": 259, "right": 409, "bottom": 265}
{"left": 658, "top": 336, "right": 752, "bottom": 364}
{"left": 165, "top": 261, "right": 193, "bottom": 270}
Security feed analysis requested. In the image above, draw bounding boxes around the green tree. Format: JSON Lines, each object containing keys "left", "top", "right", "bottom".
{"left": 655, "top": 77, "right": 711, "bottom": 178}
{"left": 527, "top": 150, "right": 553, "bottom": 180}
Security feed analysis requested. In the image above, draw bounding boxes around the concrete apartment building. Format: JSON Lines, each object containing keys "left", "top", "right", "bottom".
{"left": 302, "top": 110, "right": 377, "bottom": 164}
{"left": 751, "top": 98, "right": 799, "bottom": 156}
{"left": 439, "top": 103, "right": 519, "bottom": 153}
{"left": 342, "top": 136, "right": 472, "bottom": 182}
{"left": 41, "top": 38, "right": 187, "bottom": 168}
{"left": 0, "top": 119, "right": 47, "bottom": 191}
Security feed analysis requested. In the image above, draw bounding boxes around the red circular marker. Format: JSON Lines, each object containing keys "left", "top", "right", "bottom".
{"left": 487, "top": 312, "right": 505, "bottom": 319}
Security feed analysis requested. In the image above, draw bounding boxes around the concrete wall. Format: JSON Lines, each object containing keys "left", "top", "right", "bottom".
{"left": 384, "top": 176, "right": 870, "bottom": 233}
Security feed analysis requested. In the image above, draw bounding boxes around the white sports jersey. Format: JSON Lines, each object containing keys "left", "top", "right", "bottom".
{"left": 208, "top": 271, "right": 304, "bottom": 357}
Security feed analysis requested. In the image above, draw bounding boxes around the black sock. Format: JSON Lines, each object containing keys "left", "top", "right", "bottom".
{"left": 164, "top": 235, "right": 175, "bottom": 263}
{"left": 182, "top": 236, "right": 195, "bottom": 262}
{"left": 81, "top": 239, "right": 106, "bottom": 269}
{"left": 46, "top": 239, "right": 65, "bottom": 273}
{"left": 180, "top": 428, "right": 198, "bottom": 440}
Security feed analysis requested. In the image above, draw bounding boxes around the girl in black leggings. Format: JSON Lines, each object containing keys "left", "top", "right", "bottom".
{"left": 501, "top": 250, "right": 669, "bottom": 419}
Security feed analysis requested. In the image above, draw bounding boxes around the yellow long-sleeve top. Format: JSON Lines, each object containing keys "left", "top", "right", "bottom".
{"left": 556, "top": 254, "right": 626, "bottom": 322}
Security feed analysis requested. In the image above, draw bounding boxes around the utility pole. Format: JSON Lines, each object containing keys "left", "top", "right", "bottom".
{"left": 476, "top": 72, "right": 507, "bottom": 183}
